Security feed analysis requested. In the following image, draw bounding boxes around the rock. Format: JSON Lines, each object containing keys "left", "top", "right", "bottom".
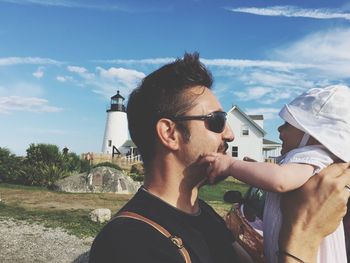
{"left": 89, "top": 208, "right": 111, "bottom": 223}
{"left": 53, "top": 166, "right": 142, "bottom": 194}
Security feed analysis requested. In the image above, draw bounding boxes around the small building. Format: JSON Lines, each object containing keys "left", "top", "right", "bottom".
{"left": 226, "top": 105, "right": 281, "bottom": 162}
{"left": 263, "top": 139, "right": 282, "bottom": 161}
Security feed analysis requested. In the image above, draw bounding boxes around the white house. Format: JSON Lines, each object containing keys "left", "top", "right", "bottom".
{"left": 226, "top": 105, "right": 281, "bottom": 162}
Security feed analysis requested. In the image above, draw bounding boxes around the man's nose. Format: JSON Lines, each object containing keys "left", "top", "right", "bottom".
{"left": 223, "top": 123, "right": 234, "bottom": 142}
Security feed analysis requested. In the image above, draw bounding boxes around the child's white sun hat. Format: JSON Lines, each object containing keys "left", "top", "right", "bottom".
{"left": 279, "top": 84, "right": 350, "bottom": 162}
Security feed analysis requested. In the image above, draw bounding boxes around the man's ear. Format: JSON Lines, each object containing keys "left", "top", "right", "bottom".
{"left": 156, "top": 118, "right": 180, "bottom": 151}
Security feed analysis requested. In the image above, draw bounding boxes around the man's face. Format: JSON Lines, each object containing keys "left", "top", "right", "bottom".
{"left": 178, "top": 86, "right": 234, "bottom": 167}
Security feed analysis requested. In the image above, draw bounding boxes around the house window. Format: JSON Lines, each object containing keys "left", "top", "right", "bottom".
{"left": 108, "top": 140, "right": 112, "bottom": 147}
{"left": 232, "top": 146, "right": 238, "bottom": 157}
{"left": 241, "top": 125, "right": 249, "bottom": 136}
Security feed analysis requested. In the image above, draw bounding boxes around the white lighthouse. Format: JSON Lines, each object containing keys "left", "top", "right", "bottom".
{"left": 102, "top": 91, "right": 129, "bottom": 155}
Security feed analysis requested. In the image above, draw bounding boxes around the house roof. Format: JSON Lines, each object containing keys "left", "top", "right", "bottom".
{"left": 228, "top": 105, "right": 266, "bottom": 135}
{"left": 263, "top": 138, "right": 281, "bottom": 145}
{"left": 121, "top": 140, "right": 137, "bottom": 148}
{"left": 248, "top": 115, "right": 264, "bottom": 120}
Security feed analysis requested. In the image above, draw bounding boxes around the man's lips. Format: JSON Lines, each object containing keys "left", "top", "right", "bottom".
{"left": 218, "top": 142, "right": 229, "bottom": 154}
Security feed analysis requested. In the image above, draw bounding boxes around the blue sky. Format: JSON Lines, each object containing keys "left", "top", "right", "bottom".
{"left": 1, "top": 0, "right": 350, "bottom": 156}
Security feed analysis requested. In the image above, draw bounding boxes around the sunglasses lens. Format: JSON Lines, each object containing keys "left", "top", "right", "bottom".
{"left": 208, "top": 112, "right": 226, "bottom": 133}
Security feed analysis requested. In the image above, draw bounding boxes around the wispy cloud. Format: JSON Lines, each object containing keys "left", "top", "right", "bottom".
{"left": 97, "top": 67, "right": 145, "bottom": 84}
{"left": 67, "top": 65, "right": 94, "bottom": 80}
{"left": 0, "top": 57, "right": 62, "bottom": 66}
{"left": 226, "top": 6, "right": 350, "bottom": 20}
{"left": 32, "top": 66, "right": 44, "bottom": 79}
{"left": 273, "top": 28, "right": 350, "bottom": 78}
{"left": 0, "top": 82, "right": 45, "bottom": 97}
{"left": 64, "top": 65, "right": 145, "bottom": 98}
{"left": 96, "top": 57, "right": 314, "bottom": 71}
{"left": 94, "top": 58, "right": 175, "bottom": 65}
{"left": 234, "top": 86, "right": 273, "bottom": 101}
{"left": 245, "top": 107, "right": 280, "bottom": 120}
{"left": 202, "top": 58, "right": 314, "bottom": 71}
{"left": 0, "top": 96, "right": 63, "bottom": 114}
{"left": 0, "top": 0, "right": 170, "bottom": 12}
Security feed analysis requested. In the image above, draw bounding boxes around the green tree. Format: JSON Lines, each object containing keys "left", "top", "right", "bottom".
{"left": 23, "top": 144, "right": 68, "bottom": 186}
{"left": 0, "top": 147, "right": 24, "bottom": 183}
{"left": 62, "top": 152, "right": 81, "bottom": 172}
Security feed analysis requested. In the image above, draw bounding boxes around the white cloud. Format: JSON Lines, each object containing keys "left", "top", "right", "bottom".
{"left": 64, "top": 65, "right": 145, "bottom": 98}
{"left": 97, "top": 67, "right": 145, "bottom": 83}
{"left": 0, "top": 0, "right": 165, "bottom": 12}
{"left": 104, "top": 57, "right": 314, "bottom": 71}
{"left": 240, "top": 71, "right": 314, "bottom": 90}
{"left": 0, "top": 57, "right": 61, "bottom": 66}
{"left": 56, "top": 76, "right": 67, "bottom": 82}
{"left": 94, "top": 67, "right": 145, "bottom": 98}
{"left": 0, "top": 0, "right": 75, "bottom": 7}
{"left": 32, "top": 67, "right": 44, "bottom": 79}
{"left": 0, "top": 96, "right": 63, "bottom": 114}
{"left": 56, "top": 75, "right": 75, "bottom": 83}
{"left": 67, "top": 65, "right": 95, "bottom": 80}
{"left": 0, "top": 82, "right": 44, "bottom": 97}
{"left": 227, "top": 6, "right": 350, "bottom": 20}
{"left": 202, "top": 58, "right": 313, "bottom": 71}
{"left": 67, "top": 65, "right": 88, "bottom": 74}
{"left": 245, "top": 107, "right": 280, "bottom": 120}
{"left": 94, "top": 58, "right": 175, "bottom": 65}
{"left": 274, "top": 28, "right": 350, "bottom": 78}
{"left": 234, "top": 86, "right": 273, "bottom": 101}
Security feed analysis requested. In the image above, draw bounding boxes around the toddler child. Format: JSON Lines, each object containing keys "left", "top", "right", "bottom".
{"left": 200, "top": 85, "right": 350, "bottom": 263}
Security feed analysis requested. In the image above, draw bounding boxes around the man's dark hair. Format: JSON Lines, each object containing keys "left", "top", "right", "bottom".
{"left": 127, "top": 52, "right": 213, "bottom": 167}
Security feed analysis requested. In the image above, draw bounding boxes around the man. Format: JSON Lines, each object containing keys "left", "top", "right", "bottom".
{"left": 89, "top": 53, "right": 350, "bottom": 263}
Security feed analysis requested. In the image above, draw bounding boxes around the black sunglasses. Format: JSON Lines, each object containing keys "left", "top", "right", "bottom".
{"left": 170, "top": 111, "right": 227, "bottom": 133}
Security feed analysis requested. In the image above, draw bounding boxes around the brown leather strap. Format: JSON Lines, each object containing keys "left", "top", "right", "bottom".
{"left": 115, "top": 211, "right": 192, "bottom": 263}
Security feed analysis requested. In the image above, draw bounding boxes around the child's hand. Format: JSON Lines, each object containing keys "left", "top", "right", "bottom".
{"left": 199, "top": 153, "right": 236, "bottom": 184}
{"left": 243, "top": 156, "right": 257, "bottom": 162}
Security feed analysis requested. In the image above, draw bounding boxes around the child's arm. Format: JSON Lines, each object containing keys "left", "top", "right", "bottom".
{"left": 202, "top": 154, "right": 315, "bottom": 192}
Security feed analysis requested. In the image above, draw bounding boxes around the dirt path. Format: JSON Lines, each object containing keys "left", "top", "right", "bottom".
{"left": 0, "top": 217, "right": 93, "bottom": 263}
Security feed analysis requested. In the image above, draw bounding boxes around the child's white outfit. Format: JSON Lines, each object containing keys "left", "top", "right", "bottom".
{"left": 263, "top": 145, "right": 347, "bottom": 263}
{"left": 263, "top": 85, "right": 350, "bottom": 263}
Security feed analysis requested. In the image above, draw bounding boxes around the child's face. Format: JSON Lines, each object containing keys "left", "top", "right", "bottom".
{"left": 278, "top": 122, "right": 305, "bottom": 155}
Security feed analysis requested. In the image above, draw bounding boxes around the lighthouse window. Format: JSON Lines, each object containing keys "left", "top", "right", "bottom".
{"left": 108, "top": 140, "right": 112, "bottom": 147}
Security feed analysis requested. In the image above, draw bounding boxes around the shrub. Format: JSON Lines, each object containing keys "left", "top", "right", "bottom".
{"left": 80, "top": 158, "right": 92, "bottom": 173}
{"left": 129, "top": 172, "right": 144, "bottom": 182}
{"left": 22, "top": 143, "right": 87, "bottom": 187}
{"left": 129, "top": 163, "right": 144, "bottom": 182}
{"left": 62, "top": 152, "right": 81, "bottom": 172}
{"left": 93, "top": 162, "right": 122, "bottom": 171}
{"left": 0, "top": 147, "right": 24, "bottom": 184}
{"left": 1, "top": 144, "right": 94, "bottom": 187}
{"left": 130, "top": 163, "right": 144, "bottom": 175}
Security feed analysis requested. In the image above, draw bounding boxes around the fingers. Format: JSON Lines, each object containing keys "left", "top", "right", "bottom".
{"left": 318, "top": 162, "right": 350, "bottom": 179}
{"left": 316, "top": 163, "right": 350, "bottom": 198}
{"left": 197, "top": 155, "right": 218, "bottom": 165}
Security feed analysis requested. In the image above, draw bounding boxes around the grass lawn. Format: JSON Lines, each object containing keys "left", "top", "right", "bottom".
{"left": 0, "top": 180, "right": 249, "bottom": 238}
